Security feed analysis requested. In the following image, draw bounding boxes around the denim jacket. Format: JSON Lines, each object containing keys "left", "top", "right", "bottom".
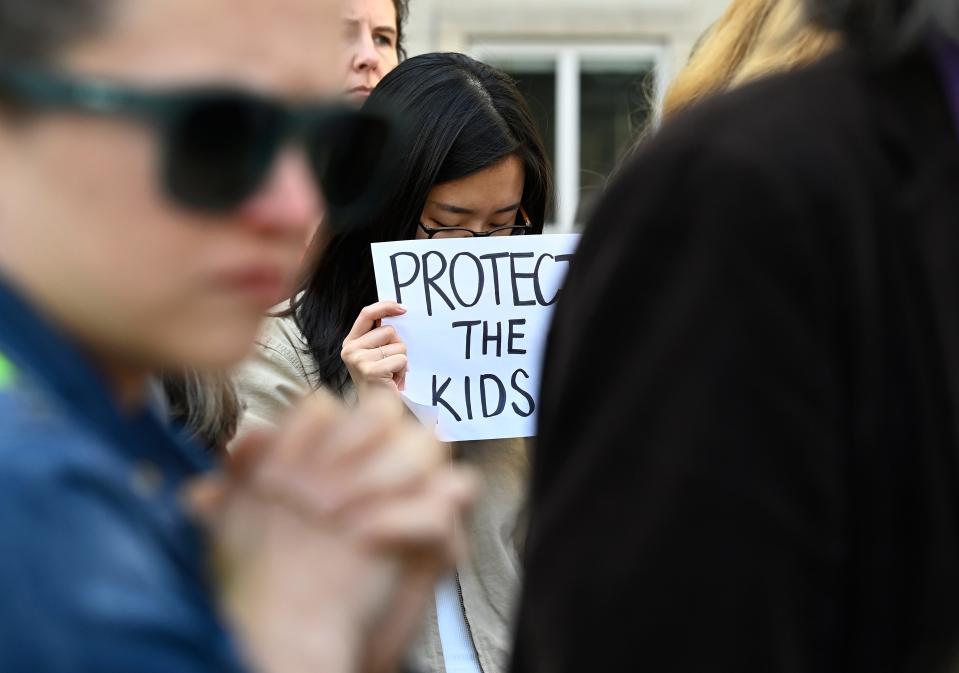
{"left": 0, "top": 277, "right": 246, "bottom": 673}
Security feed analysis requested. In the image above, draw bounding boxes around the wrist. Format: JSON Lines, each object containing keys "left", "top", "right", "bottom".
{"left": 235, "top": 605, "right": 363, "bottom": 673}
{"left": 221, "top": 561, "right": 366, "bottom": 673}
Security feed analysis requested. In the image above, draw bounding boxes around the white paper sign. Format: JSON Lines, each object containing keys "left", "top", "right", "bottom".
{"left": 371, "top": 234, "right": 580, "bottom": 442}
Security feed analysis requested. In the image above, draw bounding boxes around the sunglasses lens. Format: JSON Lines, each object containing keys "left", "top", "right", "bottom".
{"left": 165, "top": 95, "right": 283, "bottom": 211}
{"left": 310, "top": 110, "right": 393, "bottom": 214}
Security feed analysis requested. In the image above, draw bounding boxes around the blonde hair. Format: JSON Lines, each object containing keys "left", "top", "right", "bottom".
{"left": 163, "top": 370, "right": 242, "bottom": 455}
{"left": 661, "top": 0, "right": 840, "bottom": 120}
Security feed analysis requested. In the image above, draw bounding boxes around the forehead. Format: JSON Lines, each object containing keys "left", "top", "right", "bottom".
{"left": 343, "top": 0, "right": 397, "bottom": 25}
{"left": 62, "top": 0, "right": 345, "bottom": 96}
{"left": 428, "top": 156, "right": 525, "bottom": 209}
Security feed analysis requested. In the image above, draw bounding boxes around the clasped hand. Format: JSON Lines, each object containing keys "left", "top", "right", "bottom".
{"left": 186, "top": 390, "right": 476, "bottom": 673}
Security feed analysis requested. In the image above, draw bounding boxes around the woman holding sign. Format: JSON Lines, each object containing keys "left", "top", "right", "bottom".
{"left": 234, "top": 53, "right": 551, "bottom": 673}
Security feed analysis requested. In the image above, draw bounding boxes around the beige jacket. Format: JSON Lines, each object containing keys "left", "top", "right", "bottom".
{"left": 234, "top": 309, "right": 528, "bottom": 673}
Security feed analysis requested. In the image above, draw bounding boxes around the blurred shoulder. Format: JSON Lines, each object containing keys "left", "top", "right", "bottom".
{"left": 0, "top": 380, "right": 125, "bottom": 487}
{"left": 233, "top": 298, "right": 316, "bottom": 438}
{"left": 644, "top": 49, "right": 872, "bottom": 176}
{"left": 256, "top": 299, "right": 313, "bottom": 377}
{"left": 581, "top": 50, "right": 876, "bottom": 271}
{"left": 0, "top": 382, "right": 242, "bottom": 673}
{"left": 0, "top": 381, "right": 155, "bottom": 572}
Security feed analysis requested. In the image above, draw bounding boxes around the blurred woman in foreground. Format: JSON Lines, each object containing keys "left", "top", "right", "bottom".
{"left": 512, "top": 0, "right": 959, "bottom": 669}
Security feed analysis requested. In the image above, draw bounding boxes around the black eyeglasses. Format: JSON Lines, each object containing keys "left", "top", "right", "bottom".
{"left": 0, "top": 66, "right": 401, "bottom": 223}
{"left": 418, "top": 206, "right": 533, "bottom": 239}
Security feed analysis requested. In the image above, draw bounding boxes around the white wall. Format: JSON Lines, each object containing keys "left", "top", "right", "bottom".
{"left": 404, "top": 0, "right": 730, "bottom": 89}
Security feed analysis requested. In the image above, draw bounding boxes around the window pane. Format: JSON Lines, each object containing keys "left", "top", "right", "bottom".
{"left": 486, "top": 58, "right": 557, "bottom": 223}
{"left": 579, "top": 59, "right": 655, "bottom": 224}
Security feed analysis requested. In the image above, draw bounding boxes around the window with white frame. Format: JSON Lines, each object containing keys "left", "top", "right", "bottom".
{"left": 473, "top": 44, "right": 664, "bottom": 232}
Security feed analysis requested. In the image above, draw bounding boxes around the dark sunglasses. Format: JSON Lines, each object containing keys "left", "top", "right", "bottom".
{"left": 0, "top": 66, "right": 401, "bottom": 224}
{"left": 418, "top": 206, "right": 534, "bottom": 239}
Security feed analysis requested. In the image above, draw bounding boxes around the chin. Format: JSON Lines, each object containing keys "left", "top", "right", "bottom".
{"left": 347, "top": 90, "right": 371, "bottom": 105}
{"left": 162, "top": 322, "right": 261, "bottom": 373}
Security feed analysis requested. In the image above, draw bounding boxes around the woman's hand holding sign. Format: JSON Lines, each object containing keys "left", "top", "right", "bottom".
{"left": 342, "top": 301, "right": 410, "bottom": 397}
{"left": 369, "top": 234, "right": 579, "bottom": 441}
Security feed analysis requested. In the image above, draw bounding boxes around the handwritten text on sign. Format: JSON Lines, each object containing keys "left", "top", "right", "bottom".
{"left": 372, "top": 234, "right": 579, "bottom": 442}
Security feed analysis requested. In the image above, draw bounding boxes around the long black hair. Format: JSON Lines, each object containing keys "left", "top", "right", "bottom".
{"left": 294, "top": 52, "right": 552, "bottom": 395}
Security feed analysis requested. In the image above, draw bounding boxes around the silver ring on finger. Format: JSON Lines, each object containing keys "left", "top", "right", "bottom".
{"left": 378, "top": 346, "right": 387, "bottom": 360}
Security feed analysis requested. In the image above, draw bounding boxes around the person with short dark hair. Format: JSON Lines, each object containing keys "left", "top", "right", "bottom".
{"left": 511, "top": 1, "right": 959, "bottom": 672}
{"left": 0, "top": 1, "right": 476, "bottom": 672}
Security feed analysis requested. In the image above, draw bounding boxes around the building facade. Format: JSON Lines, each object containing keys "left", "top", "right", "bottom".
{"left": 404, "top": 0, "right": 729, "bottom": 230}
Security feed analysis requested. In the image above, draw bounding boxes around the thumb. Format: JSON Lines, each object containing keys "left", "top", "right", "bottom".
{"left": 227, "top": 429, "right": 276, "bottom": 478}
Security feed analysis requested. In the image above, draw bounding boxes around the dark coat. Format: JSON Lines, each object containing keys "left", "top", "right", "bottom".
{"left": 511, "top": 46, "right": 959, "bottom": 673}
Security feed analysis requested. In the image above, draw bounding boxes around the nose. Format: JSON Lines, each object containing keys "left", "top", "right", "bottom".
{"left": 352, "top": 29, "right": 380, "bottom": 73}
{"left": 236, "top": 149, "right": 323, "bottom": 240}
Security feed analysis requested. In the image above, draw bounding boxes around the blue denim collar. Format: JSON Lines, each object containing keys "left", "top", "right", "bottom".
{"left": 0, "top": 273, "right": 211, "bottom": 478}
